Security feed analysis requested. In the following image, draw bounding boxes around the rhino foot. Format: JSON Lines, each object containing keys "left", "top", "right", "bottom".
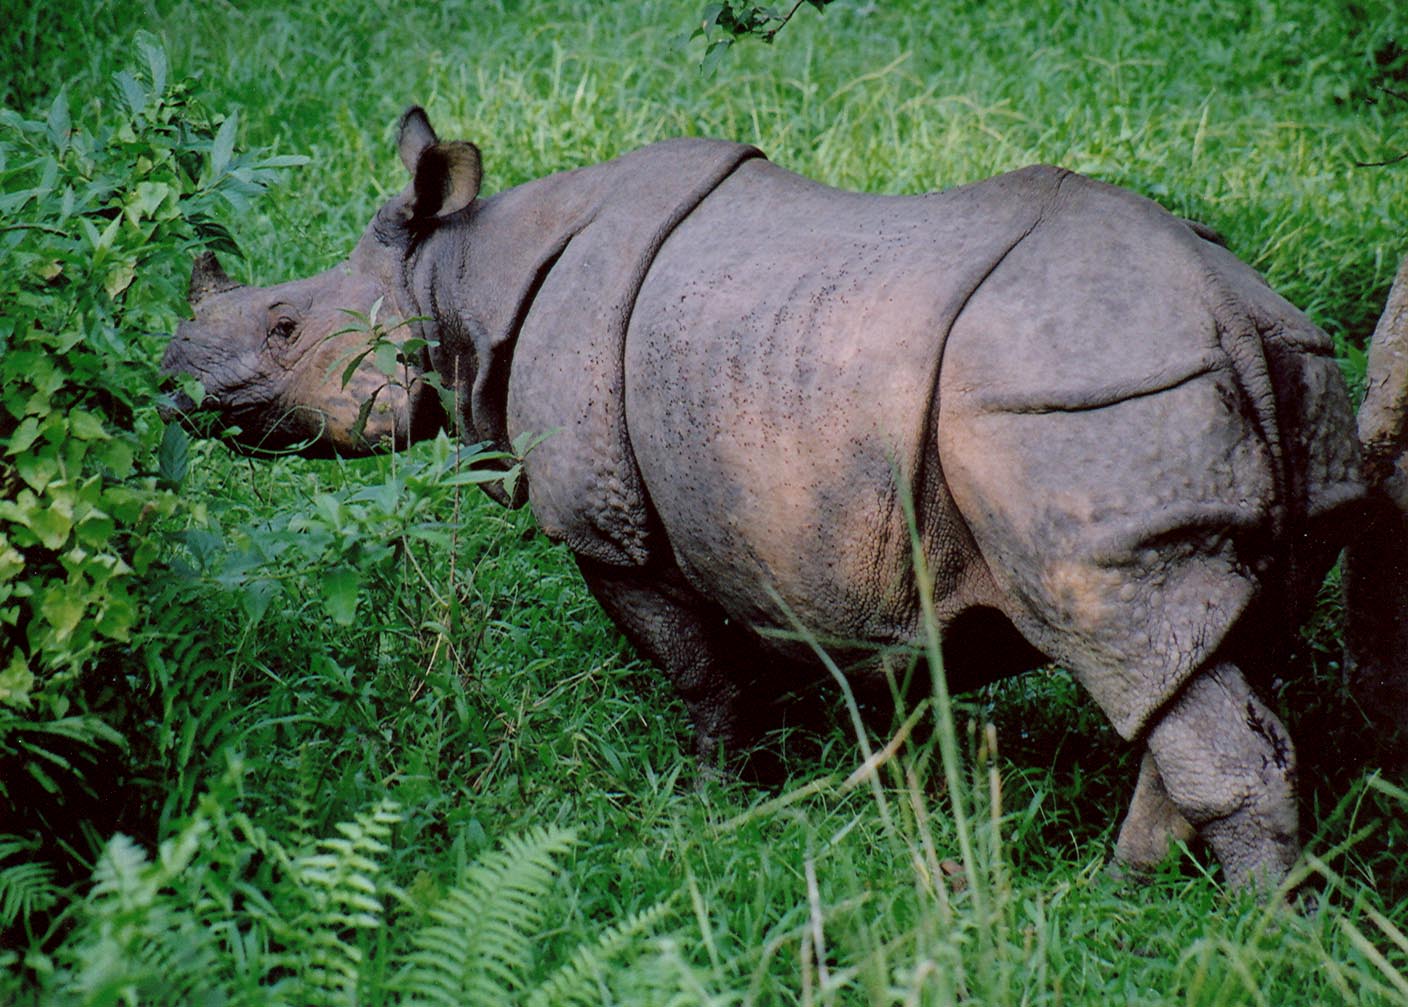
{"left": 1145, "top": 662, "right": 1300, "bottom": 892}
{"left": 1112, "top": 750, "right": 1197, "bottom": 876}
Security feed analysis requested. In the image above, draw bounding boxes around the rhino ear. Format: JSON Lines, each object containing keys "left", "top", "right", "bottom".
{"left": 397, "top": 106, "right": 438, "bottom": 172}
{"left": 397, "top": 106, "right": 482, "bottom": 222}
{"left": 410, "top": 141, "right": 482, "bottom": 221}
{"left": 188, "top": 251, "right": 239, "bottom": 305}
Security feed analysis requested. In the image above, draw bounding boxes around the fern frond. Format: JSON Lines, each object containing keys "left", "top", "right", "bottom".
{"left": 0, "top": 712, "right": 124, "bottom": 749}
{"left": 0, "top": 711, "right": 124, "bottom": 804}
{"left": 286, "top": 742, "right": 325, "bottom": 853}
{"left": 0, "top": 839, "right": 60, "bottom": 930}
{"left": 525, "top": 900, "right": 673, "bottom": 1007}
{"left": 58, "top": 832, "right": 224, "bottom": 1006}
{"left": 279, "top": 797, "right": 403, "bottom": 1005}
{"left": 89, "top": 832, "right": 155, "bottom": 904}
{"left": 399, "top": 825, "right": 577, "bottom": 1007}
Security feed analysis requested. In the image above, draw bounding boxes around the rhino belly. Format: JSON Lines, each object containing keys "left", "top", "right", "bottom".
{"left": 624, "top": 277, "right": 934, "bottom": 645}
{"left": 620, "top": 160, "right": 1065, "bottom": 647}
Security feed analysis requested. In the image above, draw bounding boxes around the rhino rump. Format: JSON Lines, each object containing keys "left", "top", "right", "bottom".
{"left": 937, "top": 172, "right": 1362, "bottom": 738}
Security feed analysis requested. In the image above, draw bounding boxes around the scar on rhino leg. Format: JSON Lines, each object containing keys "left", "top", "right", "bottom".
{"left": 1244, "top": 699, "right": 1292, "bottom": 771}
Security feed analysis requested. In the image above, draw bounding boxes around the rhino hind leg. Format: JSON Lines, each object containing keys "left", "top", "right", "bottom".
{"left": 576, "top": 556, "right": 805, "bottom": 782}
{"left": 1343, "top": 487, "right": 1408, "bottom": 775}
{"left": 1144, "top": 662, "right": 1300, "bottom": 890}
{"left": 1112, "top": 750, "right": 1196, "bottom": 876}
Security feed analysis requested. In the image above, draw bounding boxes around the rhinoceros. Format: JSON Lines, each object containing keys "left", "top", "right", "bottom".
{"left": 162, "top": 107, "right": 1408, "bottom": 890}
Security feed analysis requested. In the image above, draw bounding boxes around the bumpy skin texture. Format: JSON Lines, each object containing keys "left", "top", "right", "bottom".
{"left": 163, "top": 110, "right": 1387, "bottom": 891}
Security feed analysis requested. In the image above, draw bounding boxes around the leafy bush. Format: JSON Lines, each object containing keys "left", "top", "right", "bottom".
{"left": 0, "top": 33, "right": 296, "bottom": 712}
{"left": 0, "top": 32, "right": 302, "bottom": 946}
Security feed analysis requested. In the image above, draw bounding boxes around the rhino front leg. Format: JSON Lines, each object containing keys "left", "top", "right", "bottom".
{"left": 1144, "top": 662, "right": 1300, "bottom": 890}
{"left": 576, "top": 556, "right": 788, "bottom": 780}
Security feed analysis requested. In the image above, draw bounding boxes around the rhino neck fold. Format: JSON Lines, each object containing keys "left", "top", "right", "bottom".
{"left": 406, "top": 179, "right": 581, "bottom": 453}
{"left": 410, "top": 139, "right": 765, "bottom": 562}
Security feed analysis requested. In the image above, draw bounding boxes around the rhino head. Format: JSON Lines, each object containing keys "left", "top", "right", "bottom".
{"left": 161, "top": 108, "right": 481, "bottom": 456}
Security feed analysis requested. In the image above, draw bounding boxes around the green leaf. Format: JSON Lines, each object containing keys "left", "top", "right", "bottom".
{"left": 69, "top": 410, "right": 110, "bottom": 441}
{"left": 93, "top": 438, "right": 135, "bottom": 479}
{"left": 6, "top": 417, "right": 40, "bottom": 457}
{"left": 94, "top": 582, "right": 135, "bottom": 639}
{"left": 75, "top": 509, "right": 115, "bottom": 549}
{"left": 701, "top": 38, "right": 733, "bottom": 75}
{"left": 124, "top": 180, "right": 175, "bottom": 225}
{"left": 14, "top": 452, "right": 57, "bottom": 494}
{"left": 439, "top": 468, "right": 522, "bottom": 487}
{"left": 211, "top": 113, "right": 238, "bottom": 178}
{"left": 240, "top": 578, "right": 278, "bottom": 624}
{"left": 323, "top": 566, "right": 360, "bottom": 626}
{"left": 38, "top": 583, "right": 85, "bottom": 642}
{"left": 0, "top": 652, "right": 34, "bottom": 709}
{"left": 351, "top": 395, "right": 379, "bottom": 443}
{"left": 252, "top": 154, "right": 312, "bottom": 170}
{"left": 339, "top": 348, "right": 374, "bottom": 389}
{"left": 158, "top": 423, "right": 189, "bottom": 485}
{"left": 0, "top": 540, "right": 25, "bottom": 582}
{"left": 45, "top": 89, "right": 70, "bottom": 152}
{"left": 136, "top": 31, "right": 168, "bottom": 96}
{"left": 114, "top": 70, "right": 148, "bottom": 118}
{"left": 29, "top": 496, "right": 73, "bottom": 550}
{"left": 37, "top": 410, "right": 69, "bottom": 446}
{"left": 93, "top": 214, "right": 122, "bottom": 254}
{"left": 373, "top": 341, "right": 400, "bottom": 377}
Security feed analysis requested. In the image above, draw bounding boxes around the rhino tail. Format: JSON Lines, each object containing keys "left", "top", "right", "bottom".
{"left": 1344, "top": 253, "right": 1408, "bottom": 773}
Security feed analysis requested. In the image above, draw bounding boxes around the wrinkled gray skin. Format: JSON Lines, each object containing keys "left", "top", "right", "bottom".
{"left": 163, "top": 108, "right": 1408, "bottom": 891}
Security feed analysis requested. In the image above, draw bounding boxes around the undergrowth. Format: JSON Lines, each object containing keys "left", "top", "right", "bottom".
{"left": 3, "top": 0, "right": 1408, "bottom": 1003}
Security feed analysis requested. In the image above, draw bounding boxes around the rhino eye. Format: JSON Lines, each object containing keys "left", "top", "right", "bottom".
{"left": 268, "top": 316, "right": 297, "bottom": 342}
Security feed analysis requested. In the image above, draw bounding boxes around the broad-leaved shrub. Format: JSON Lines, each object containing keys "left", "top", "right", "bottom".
{"left": 0, "top": 32, "right": 301, "bottom": 948}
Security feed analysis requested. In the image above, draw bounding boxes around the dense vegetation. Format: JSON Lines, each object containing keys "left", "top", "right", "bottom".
{"left": 3, "top": 0, "right": 1408, "bottom": 1002}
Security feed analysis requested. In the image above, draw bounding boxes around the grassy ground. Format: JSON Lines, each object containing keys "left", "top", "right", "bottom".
{"left": 6, "top": 0, "right": 1408, "bottom": 1003}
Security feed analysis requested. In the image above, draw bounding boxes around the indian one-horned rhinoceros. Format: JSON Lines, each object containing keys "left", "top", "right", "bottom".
{"left": 162, "top": 107, "right": 1408, "bottom": 890}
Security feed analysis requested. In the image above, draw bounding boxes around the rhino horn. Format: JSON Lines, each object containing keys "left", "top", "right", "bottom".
{"left": 1344, "top": 252, "right": 1408, "bottom": 771}
{"left": 188, "top": 251, "right": 239, "bottom": 305}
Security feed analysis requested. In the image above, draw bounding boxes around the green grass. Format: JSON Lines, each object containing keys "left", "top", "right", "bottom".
{"left": 4, "top": 0, "right": 1408, "bottom": 1003}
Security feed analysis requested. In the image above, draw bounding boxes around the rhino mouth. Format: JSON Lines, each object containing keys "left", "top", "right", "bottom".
{"left": 159, "top": 378, "right": 341, "bottom": 457}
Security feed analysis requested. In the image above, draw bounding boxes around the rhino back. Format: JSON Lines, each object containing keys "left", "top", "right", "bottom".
{"left": 624, "top": 158, "right": 1069, "bottom": 642}
{"left": 936, "top": 171, "right": 1363, "bottom": 737}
